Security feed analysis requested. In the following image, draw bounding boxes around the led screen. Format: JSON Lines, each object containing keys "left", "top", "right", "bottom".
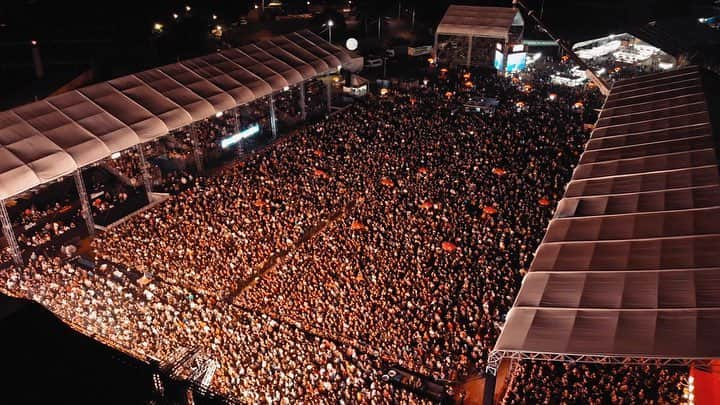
{"left": 506, "top": 52, "right": 527, "bottom": 73}
{"left": 494, "top": 50, "right": 504, "bottom": 70}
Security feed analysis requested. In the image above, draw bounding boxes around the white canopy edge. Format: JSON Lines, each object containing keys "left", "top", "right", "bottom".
{"left": 0, "top": 29, "right": 361, "bottom": 200}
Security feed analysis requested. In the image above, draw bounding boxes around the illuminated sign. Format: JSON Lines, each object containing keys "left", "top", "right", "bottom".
{"left": 408, "top": 45, "right": 432, "bottom": 56}
{"left": 494, "top": 50, "right": 504, "bottom": 70}
{"left": 221, "top": 124, "right": 260, "bottom": 149}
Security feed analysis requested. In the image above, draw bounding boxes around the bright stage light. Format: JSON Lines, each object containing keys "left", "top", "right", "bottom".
{"left": 221, "top": 124, "right": 260, "bottom": 149}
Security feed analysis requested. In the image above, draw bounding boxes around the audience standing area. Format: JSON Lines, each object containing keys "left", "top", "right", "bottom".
{"left": 0, "top": 30, "right": 362, "bottom": 266}
{"left": 486, "top": 66, "right": 720, "bottom": 402}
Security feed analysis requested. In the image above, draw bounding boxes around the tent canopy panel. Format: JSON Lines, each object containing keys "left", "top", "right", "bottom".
{"left": 134, "top": 69, "right": 216, "bottom": 121}
{"left": 228, "top": 47, "right": 301, "bottom": 90}
{"left": 436, "top": 5, "right": 522, "bottom": 39}
{"left": 200, "top": 53, "right": 273, "bottom": 99}
{"left": 157, "top": 64, "right": 236, "bottom": 113}
{"left": 493, "top": 67, "right": 720, "bottom": 363}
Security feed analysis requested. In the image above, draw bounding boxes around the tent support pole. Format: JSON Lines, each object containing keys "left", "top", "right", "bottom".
{"left": 299, "top": 82, "right": 307, "bottom": 120}
{"left": 326, "top": 79, "right": 332, "bottom": 112}
{"left": 268, "top": 94, "right": 278, "bottom": 138}
{"left": 0, "top": 199, "right": 22, "bottom": 266}
{"left": 467, "top": 35, "right": 473, "bottom": 67}
{"left": 233, "top": 107, "right": 240, "bottom": 133}
{"left": 501, "top": 38, "right": 509, "bottom": 74}
{"left": 73, "top": 169, "right": 95, "bottom": 236}
{"left": 189, "top": 124, "right": 204, "bottom": 174}
{"left": 432, "top": 32, "right": 438, "bottom": 61}
{"left": 136, "top": 144, "right": 153, "bottom": 201}
{"left": 483, "top": 372, "right": 497, "bottom": 404}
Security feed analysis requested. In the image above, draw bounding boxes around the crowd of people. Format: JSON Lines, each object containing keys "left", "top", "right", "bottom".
{"left": 1, "top": 252, "right": 433, "bottom": 404}
{"left": 236, "top": 71, "right": 593, "bottom": 382}
{"left": 503, "top": 361, "right": 686, "bottom": 404}
{"left": 0, "top": 63, "right": 688, "bottom": 402}
{"left": 17, "top": 219, "right": 78, "bottom": 249}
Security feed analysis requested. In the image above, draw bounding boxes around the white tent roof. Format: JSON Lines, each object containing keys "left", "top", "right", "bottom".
{"left": 493, "top": 66, "right": 720, "bottom": 362}
{"left": 0, "top": 30, "right": 362, "bottom": 201}
{"left": 436, "top": 5, "right": 523, "bottom": 40}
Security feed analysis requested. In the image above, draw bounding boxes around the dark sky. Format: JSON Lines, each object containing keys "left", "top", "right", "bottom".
{"left": 0, "top": 0, "right": 712, "bottom": 38}
{"left": 0, "top": 0, "right": 714, "bottom": 105}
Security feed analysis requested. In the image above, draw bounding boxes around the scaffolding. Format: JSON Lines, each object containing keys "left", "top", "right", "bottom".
{"left": 0, "top": 199, "right": 22, "bottom": 265}
{"left": 73, "top": 169, "right": 96, "bottom": 236}
{"left": 299, "top": 82, "right": 307, "bottom": 120}
{"left": 486, "top": 350, "right": 708, "bottom": 376}
{"left": 136, "top": 144, "right": 154, "bottom": 201}
{"left": 269, "top": 94, "right": 278, "bottom": 138}
{"left": 189, "top": 124, "right": 204, "bottom": 174}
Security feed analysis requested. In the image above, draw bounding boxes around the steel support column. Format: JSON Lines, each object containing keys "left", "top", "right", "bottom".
{"left": 326, "top": 79, "right": 332, "bottom": 112}
{"left": 233, "top": 107, "right": 240, "bottom": 133}
{"left": 268, "top": 94, "right": 278, "bottom": 138}
{"left": 0, "top": 199, "right": 22, "bottom": 265}
{"left": 136, "top": 144, "right": 153, "bottom": 201}
{"left": 501, "top": 38, "right": 509, "bottom": 74}
{"left": 467, "top": 35, "right": 473, "bottom": 67}
{"left": 73, "top": 169, "right": 95, "bottom": 236}
{"left": 189, "top": 124, "right": 204, "bottom": 174}
{"left": 484, "top": 373, "right": 497, "bottom": 404}
{"left": 299, "top": 82, "right": 307, "bottom": 120}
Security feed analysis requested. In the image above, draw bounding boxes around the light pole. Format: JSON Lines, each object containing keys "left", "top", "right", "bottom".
{"left": 327, "top": 19, "right": 334, "bottom": 43}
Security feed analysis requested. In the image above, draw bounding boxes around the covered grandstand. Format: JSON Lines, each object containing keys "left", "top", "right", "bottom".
{"left": 572, "top": 33, "right": 677, "bottom": 70}
{"left": 433, "top": 5, "right": 524, "bottom": 69}
{"left": 0, "top": 29, "right": 361, "bottom": 265}
{"left": 486, "top": 65, "right": 720, "bottom": 400}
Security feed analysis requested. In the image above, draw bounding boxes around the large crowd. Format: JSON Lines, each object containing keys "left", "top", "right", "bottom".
{"left": 503, "top": 361, "right": 685, "bottom": 404}
{"left": 0, "top": 63, "right": 687, "bottom": 402}
{"left": 236, "top": 74, "right": 591, "bottom": 382}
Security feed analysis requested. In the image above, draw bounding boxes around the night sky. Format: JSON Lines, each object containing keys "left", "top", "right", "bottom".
{"left": 0, "top": 0, "right": 712, "bottom": 105}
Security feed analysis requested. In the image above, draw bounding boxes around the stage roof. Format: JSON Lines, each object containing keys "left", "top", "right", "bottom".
{"left": 492, "top": 66, "right": 720, "bottom": 365}
{"left": 436, "top": 5, "right": 523, "bottom": 40}
{"left": 0, "top": 30, "right": 362, "bottom": 201}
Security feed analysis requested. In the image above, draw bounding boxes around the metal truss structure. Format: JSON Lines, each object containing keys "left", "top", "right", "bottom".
{"left": 189, "top": 356, "right": 220, "bottom": 389}
{"left": 73, "top": 169, "right": 96, "bottom": 236}
{"left": 486, "top": 349, "right": 711, "bottom": 376}
{"left": 0, "top": 199, "right": 22, "bottom": 265}
{"left": 136, "top": 144, "right": 154, "bottom": 201}
{"left": 188, "top": 123, "right": 204, "bottom": 174}
{"left": 299, "top": 82, "right": 307, "bottom": 120}
{"left": 268, "top": 94, "right": 278, "bottom": 138}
